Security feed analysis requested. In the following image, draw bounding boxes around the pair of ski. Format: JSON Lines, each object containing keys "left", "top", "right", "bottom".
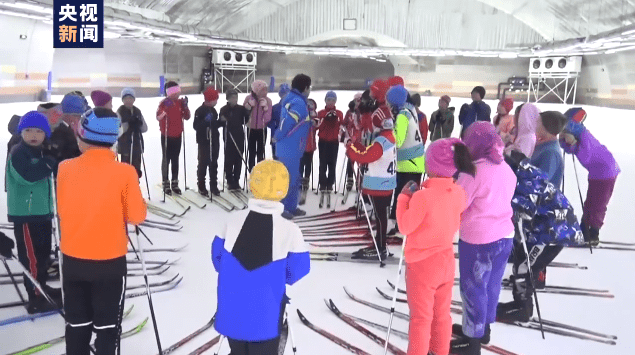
{"left": 318, "top": 190, "right": 333, "bottom": 209}
{"left": 148, "top": 201, "right": 190, "bottom": 219}
{"left": 373, "top": 285, "right": 617, "bottom": 345}
{"left": 5, "top": 305, "right": 148, "bottom": 355}
{"left": 127, "top": 244, "right": 187, "bottom": 254}
{"left": 309, "top": 237, "right": 403, "bottom": 248}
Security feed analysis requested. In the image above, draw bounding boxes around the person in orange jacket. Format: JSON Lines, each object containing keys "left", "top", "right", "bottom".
{"left": 396, "top": 138, "right": 471, "bottom": 355}
{"left": 58, "top": 107, "right": 147, "bottom": 355}
{"left": 157, "top": 81, "right": 191, "bottom": 195}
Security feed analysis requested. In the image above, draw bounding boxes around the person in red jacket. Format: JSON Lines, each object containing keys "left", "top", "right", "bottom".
{"left": 342, "top": 93, "right": 362, "bottom": 193}
{"left": 411, "top": 93, "right": 428, "bottom": 145}
{"left": 156, "top": 81, "right": 191, "bottom": 195}
{"left": 316, "top": 91, "right": 343, "bottom": 200}
{"left": 299, "top": 99, "right": 318, "bottom": 205}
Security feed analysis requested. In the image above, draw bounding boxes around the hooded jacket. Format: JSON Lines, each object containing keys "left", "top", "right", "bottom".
{"left": 244, "top": 81, "right": 273, "bottom": 130}
{"left": 429, "top": 108, "right": 455, "bottom": 141}
{"left": 274, "top": 89, "right": 310, "bottom": 158}
{"left": 560, "top": 129, "right": 620, "bottom": 180}
{"left": 504, "top": 103, "right": 540, "bottom": 158}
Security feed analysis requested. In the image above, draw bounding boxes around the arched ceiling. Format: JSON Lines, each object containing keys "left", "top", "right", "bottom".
{"left": 101, "top": 0, "right": 634, "bottom": 47}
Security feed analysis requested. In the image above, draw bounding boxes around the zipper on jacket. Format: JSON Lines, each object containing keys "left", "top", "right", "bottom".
{"left": 28, "top": 191, "right": 33, "bottom": 214}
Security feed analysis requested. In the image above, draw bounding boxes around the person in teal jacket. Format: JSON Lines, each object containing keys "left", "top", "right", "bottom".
{"left": 385, "top": 85, "right": 425, "bottom": 226}
{"left": 6, "top": 111, "right": 61, "bottom": 314}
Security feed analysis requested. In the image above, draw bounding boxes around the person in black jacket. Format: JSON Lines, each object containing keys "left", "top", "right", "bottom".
{"left": 220, "top": 89, "right": 250, "bottom": 191}
{"left": 117, "top": 88, "right": 147, "bottom": 178}
{"left": 193, "top": 87, "right": 221, "bottom": 196}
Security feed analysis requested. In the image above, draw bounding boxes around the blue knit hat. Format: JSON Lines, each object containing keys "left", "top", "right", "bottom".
{"left": 77, "top": 108, "right": 121, "bottom": 147}
{"left": 61, "top": 94, "right": 88, "bottom": 114}
{"left": 325, "top": 91, "right": 337, "bottom": 102}
{"left": 18, "top": 111, "right": 52, "bottom": 138}
{"left": 278, "top": 83, "right": 291, "bottom": 98}
{"left": 121, "top": 88, "right": 136, "bottom": 99}
{"left": 386, "top": 85, "right": 408, "bottom": 108}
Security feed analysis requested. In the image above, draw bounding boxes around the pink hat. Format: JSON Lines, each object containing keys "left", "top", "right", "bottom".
{"left": 90, "top": 90, "right": 112, "bottom": 107}
{"left": 440, "top": 95, "right": 451, "bottom": 105}
{"left": 251, "top": 80, "right": 269, "bottom": 98}
{"left": 425, "top": 138, "right": 463, "bottom": 178}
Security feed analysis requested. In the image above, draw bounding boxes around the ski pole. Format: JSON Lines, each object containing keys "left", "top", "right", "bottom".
{"left": 163, "top": 116, "right": 168, "bottom": 203}
{"left": 383, "top": 233, "right": 408, "bottom": 355}
{"left": 142, "top": 143, "right": 151, "bottom": 201}
{"left": 572, "top": 155, "right": 592, "bottom": 254}
{"left": 49, "top": 173, "right": 64, "bottom": 307}
{"left": 1, "top": 258, "right": 26, "bottom": 303}
{"left": 135, "top": 226, "right": 163, "bottom": 354}
{"left": 286, "top": 310, "right": 297, "bottom": 354}
{"left": 182, "top": 117, "right": 188, "bottom": 191}
{"left": 360, "top": 194, "right": 385, "bottom": 267}
{"left": 517, "top": 217, "right": 546, "bottom": 339}
{"left": 213, "top": 335, "right": 225, "bottom": 355}
{"left": 331, "top": 155, "right": 348, "bottom": 212}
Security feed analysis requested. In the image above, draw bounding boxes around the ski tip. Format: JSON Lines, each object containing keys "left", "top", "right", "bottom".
{"left": 296, "top": 309, "right": 307, "bottom": 322}
{"left": 137, "top": 317, "right": 150, "bottom": 330}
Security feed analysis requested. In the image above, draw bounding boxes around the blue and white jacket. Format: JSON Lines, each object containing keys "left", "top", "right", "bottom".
{"left": 508, "top": 155, "right": 584, "bottom": 247}
{"left": 273, "top": 89, "right": 310, "bottom": 158}
{"left": 212, "top": 198, "right": 310, "bottom": 341}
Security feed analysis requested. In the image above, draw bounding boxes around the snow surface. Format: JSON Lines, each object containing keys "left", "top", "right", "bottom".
{"left": 0, "top": 91, "right": 633, "bottom": 355}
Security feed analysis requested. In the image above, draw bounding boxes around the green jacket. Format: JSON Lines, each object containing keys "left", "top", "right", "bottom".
{"left": 394, "top": 111, "right": 425, "bottom": 174}
{"left": 6, "top": 142, "right": 54, "bottom": 223}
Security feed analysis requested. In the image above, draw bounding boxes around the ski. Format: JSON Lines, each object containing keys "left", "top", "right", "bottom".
{"left": 310, "top": 237, "right": 402, "bottom": 248}
{"left": 309, "top": 252, "right": 401, "bottom": 265}
{"left": 294, "top": 207, "right": 357, "bottom": 222}
{"left": 278, "top": 318, "right": 289, "bottom": 355}
{"left": 124, "top": 276, "right": 183, "bottom": 299}
{"left": 126, "top": 265, "right": 172, "bottom": 277}
{"left": 6, "top": 309, "right": 140, "bottom": 355}
{"left": 229, "top": 189, "right": 250, "bottom": 205}
{"left": 0, "top": 305, "right": 133, "bottom": 329}
{"left": 319, "top": 191, "right": 325, "bottom": 208}
{"left": 125, "top": 274, "right": 180, "bottom": 291}
{"left": 126, "top": 257, "right": 180, "bottom": 265}
{"left": 326, "top": 191, "right": 332, "bottom": 209}
{"left": 302, "top": 226, "right": 371, "bottom": 235}
{"left": 145, "top": 218, "right": 181, "bottom": 226}
{"left": 599, "top": 240, "right": 635, "bottom": 247}
{"left": 549, "top": 261, "right": 588, "bottom": 270}
{"left": 186, "top": 335, "right": 221, "bottom": 355}
{"left": 305, "top": 234, "right": 373, "bottom": 242}
{"left": 297, "top": 309, "right": 372, "bottom": 355}
{"left": 136, "top": 222, "right": 183, "bottom": 232}
{"left": 148, "top": 208, "right": 177, "bottom": 220}
{"left": 161, "top": 316, "right": 216, "bottom": 355}
{"left": 325, "top": 299, "right": 406, "bottom": 355}
{"left": 343, "top": 313, "right": 408, "bottom": 340}
{"left": 127, "top": 244, "right": 188, "bottom": 253}
{"left": 226, "top": 191, "right": 249, "bottom": 209}
{"left": 147, "top": 202, "right": 188, "bottom": 218}
{"left": 174, "top": 193, "right": 207, "bottom": 209}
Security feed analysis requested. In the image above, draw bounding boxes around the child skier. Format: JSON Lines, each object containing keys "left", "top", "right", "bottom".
{"left": 396, "top": 138, "right": 469, "bottom": 355}
{"left": 459, "top": 86, "right": 491, "bottom": 137}
{"left": 341, "top": 93, "right": 363, "bottom": 198}
{"left": 212, "top": 160, "right": 310, "bottom": 355}
{"left": 493, "top": 97, "right": 515, "bottom": 146}
{"left": 58, "top": 107, "right": 147, "bottom": 354}
{"left": 429, "top": 95, "right": 455, "bottom": 141}
{"left": 220, "top": 89, "right": 250, "bottom": 191}
{"left": 316, "top": 91, "right": 343, "bottom": 206}
{"left": 530, "top": 111, "right": 568, "bottom": 187}
{"left": 345, "top": 116, "right": 397, "bottom": 260}
{"left": 497, "top": 150, "right": 584, "bottom": 323}
{"left": 299, "top": 98, "right": 318, "bottom": 205}
{"left": 504, "top": 102, "right": 540, "bottom": 158}
{"left": 244, "top": 80, "right": 272, "bottom": 171}
{"left": 117, "top": 88, "right": 147, "bottom": 178}
{"left": 6, "top": 111, "right": 60, "bottom": 313}
{"left": 386, "top": 85, "right": 425, "bottom": 231}
{"left": 410, "top": 93, "right": 428, "bottom": 145}
{"left": 560, "top": 108, "right": 620, "bottom": 246}
{"left": 157, "top": 81, "right": 191, "bottom": 195}
{"left": 451, "top": 122, "right": 517, "bottom": 355}
{"left": 193, "top": 87, "right": 221, "bottom": 196}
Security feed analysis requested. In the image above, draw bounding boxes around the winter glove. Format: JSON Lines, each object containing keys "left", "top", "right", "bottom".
{"left": 179, "top": 96, "right": 188, "bottom": 109}
{"left": 564, "top": 120, "right": 585, "bottom": 140}
{"left": 0, "top": 232, "right": 14, "bottom": 259}
{"left": 244, "top": 95, "right": 257, "bottom": 110}
{"left": 400, "top": 180, "right": 419, "bottom": 197}
{"left": 259, "top": 98, "right": 269, "bottom": 112}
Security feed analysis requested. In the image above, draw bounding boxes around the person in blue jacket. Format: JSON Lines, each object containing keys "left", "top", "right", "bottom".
{"left": 268, "top": 83, "right": 291, "bottom": 159}
{"left": 212, "top": 160, "right": 310, "bottom": 354}
{"left": 459, "top": 86, "right": 491, "bottom": 138}
{"left": 273, "top": 74, "right": 312, "bottom": 219}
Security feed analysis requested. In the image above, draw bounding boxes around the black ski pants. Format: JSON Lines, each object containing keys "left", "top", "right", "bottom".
{"left": 300, "top": 151, "right": 314, "bottom": 179}
{"left": 318, "top": 140, "right": 339, "bottom": 190}
{"left": 390, "top": 172, "right": 422, "bottom": 220}
{"left": 225, "top": 135, "right": 245, "bottom": 187}
{"left": 198, "top": 138, "right": 219, "bottom": 185}
{"left": 161, "top": 135, "right": 182, "bottom": 182}
{"left": 119, "top": 134, "right": 143, "bottom": 179}
{"left": 14, "top": 221, "right": 52, "bottom": 297}
{"left": 371, "top": 195, "right": 392, "bottom": 252}
{"left": 247, "top": 128, "right": 265, "bottom": 172}
{"left": 64, "top": 276, "right": 127, "bottom": 355}
{"left": 227, "top": 297, "right": 287, "bottom": 355}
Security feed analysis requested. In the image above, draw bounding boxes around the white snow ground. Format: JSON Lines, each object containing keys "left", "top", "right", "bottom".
{"left": 0, "top": 91, "right": 633, "bottom": 355}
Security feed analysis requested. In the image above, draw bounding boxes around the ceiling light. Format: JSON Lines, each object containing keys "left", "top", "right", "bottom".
{"left": 499, "top": 53, "right": 518, "bottom": 59}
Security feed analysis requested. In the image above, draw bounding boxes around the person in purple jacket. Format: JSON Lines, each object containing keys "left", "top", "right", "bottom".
{"left": 451, "top": 122, "right": 517, "bottom": 355}
{"left": 560, "top": 108, "right": 620, "bottom": 246}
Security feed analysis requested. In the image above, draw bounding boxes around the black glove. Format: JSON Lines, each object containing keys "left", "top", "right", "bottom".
{"left": 0, "top": 232, "right": 15, "bottom": 258}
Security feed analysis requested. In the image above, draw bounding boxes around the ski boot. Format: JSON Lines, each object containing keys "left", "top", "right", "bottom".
{"left": 299, "top": 177, "right": 309, "bottom": 205}
{"left": 163, "top": 180, "right": 172, "bottom": 196}
{"left": 171, "top": 180, "right": 182, "bottom": 195}
{"left": 452, "top": 324, "right": 490, "bottom": 345}
{"left": 326, "top": 189, "right": 332, "bottom": 209}
{"left": 198, "top": 181, "right": 209, "bottom": 197}
{"left": 26, "top": 290, "right": 61, "bottom": 314}
{"left": 342, "top": 177, "right": 353, "bottom": 204}
{"left": 351, "top": 246, "right": 387, "bottom": 261}
{"left": 319, "top": 189, "right": 326, "bottom": 208}
{"left": 450, "top": 334, "right": 482, "bottom": 355}
{"left": 210, "top": 183, "right": 220, "bottom": 197}
{"left": 292, "top": 208, "right": 307, "bottom": 217}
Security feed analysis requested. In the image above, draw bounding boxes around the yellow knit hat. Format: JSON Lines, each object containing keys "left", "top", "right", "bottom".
{"left": 249, "top": 160, "right": 289, "bottom": 201}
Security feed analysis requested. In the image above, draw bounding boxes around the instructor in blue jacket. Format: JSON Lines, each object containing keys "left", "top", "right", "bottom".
{"left": 273, "top": 74, "right": 312, "bottom": 219}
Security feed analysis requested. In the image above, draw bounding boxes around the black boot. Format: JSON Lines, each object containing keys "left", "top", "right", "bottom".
{"left": 452, "top": 324, "right": 490, "bottom": 344}
{"left": 198, "top": 181, "right": 208, "bottom": 197}
{"left": 450, "top": 335, "right": 481, "bottom": 355}
{"left": 171, "top": 180, "right": 182, "bottom": 195}
{"left": 497, "top": 274, "right": 534, "bottom": 322}
{"left": 27, "top": 293, "right": 61, "bottom": 314}
{"left": 351, "top": 244, "right": 387, "bottom": 260}
{"left": 210, "top": 183, "right": 220, "bottom": 196}
{"left": 163, "top": 180, "right": 172, "bottom": 196}
{"left": 588, "top": 227, "right": 600, "bottom": 246}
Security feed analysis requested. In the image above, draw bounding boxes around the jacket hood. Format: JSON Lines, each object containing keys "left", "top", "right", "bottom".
{"left": 508, "top": 103, "right": 540, "bottom": 157}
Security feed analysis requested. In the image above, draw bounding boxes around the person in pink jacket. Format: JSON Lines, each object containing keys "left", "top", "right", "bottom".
{"left": 396, "top": 138, "right": 469, "bottom": 355}
{"left": 503, "top": 102, "right": 540, "bottom": 158}
{"left": 244, "top": 80, "right": 273, "bottom": 171}
{"left": 450, "top": 122, "right": 517, "bottom": 355}
{"left": 493, "top": 97, "right": 515, "bottom": 146}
